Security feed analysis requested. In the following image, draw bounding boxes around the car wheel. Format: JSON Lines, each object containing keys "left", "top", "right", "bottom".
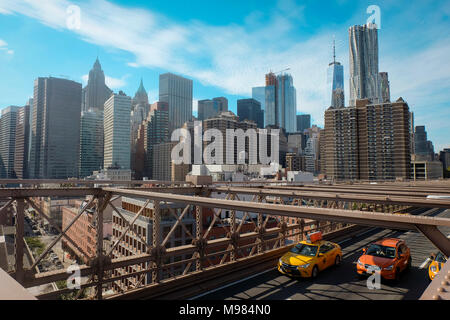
{"left": 311, "top": 266, "right": 319, "bottom": 279}
{"left": 335, "top": 255, "right": 341, "bottom": 266}
{"left": 395, "top": 268, "right": 401, "bottom": 282}
{"left": 406, "top": 257, "right": 412, "bottom": 270}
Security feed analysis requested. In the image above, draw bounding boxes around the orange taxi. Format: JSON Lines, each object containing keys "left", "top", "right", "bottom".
{"left": 356, "top": 238, "right": 411, "bottom": 281}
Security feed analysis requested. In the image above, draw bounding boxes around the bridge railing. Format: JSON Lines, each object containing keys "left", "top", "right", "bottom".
{"left": 1, "top": 183, "right": 450, "bottom": 300}
{"left": 0, "top": 186, "right": 354, "bottom": 300}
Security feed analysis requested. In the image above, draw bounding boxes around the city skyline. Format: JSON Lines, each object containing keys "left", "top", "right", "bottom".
{"left": 0, "top": 0, "right": 449, "bottom": 151}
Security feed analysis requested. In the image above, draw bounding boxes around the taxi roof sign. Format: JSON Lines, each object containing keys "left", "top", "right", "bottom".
{"left": 307, "top": 231, "right": 322, "bottom": 243}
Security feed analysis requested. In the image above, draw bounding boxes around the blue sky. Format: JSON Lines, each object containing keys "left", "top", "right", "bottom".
{"left": 0, "top": 0, "right": 449, "bottom": 151}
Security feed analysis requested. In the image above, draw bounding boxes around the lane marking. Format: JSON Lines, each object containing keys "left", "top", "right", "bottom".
{"left": 338, "top": 238, "right": 352, "bottom": 244}
{"left": 188, "top": 268, "right": 275, "bottom": 300}
{"left": 0, "top": 236, "right": 5, "bottom": 243}
{"left": 419, "top": 258, "right": 430, "bottom": 269}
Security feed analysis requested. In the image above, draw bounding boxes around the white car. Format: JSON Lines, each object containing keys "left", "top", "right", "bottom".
{"left": 427, "top": 195, "right": 450, "bottom": 200}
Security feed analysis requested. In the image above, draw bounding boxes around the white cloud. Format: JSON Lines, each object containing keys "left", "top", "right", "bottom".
{"left": 0, "top": 7, "right": 11, "bottom": 14}
{"left": 147, "top": 89, "right": 159, "bottom": 105}
{"left": 105, "top": 76, "right": 126, "bottom": 89}
{"left": 0, "top": 38, "right": 14, "bottom": 55}
{"left": 1, "top": 0, "right": 450, "bottom": 136}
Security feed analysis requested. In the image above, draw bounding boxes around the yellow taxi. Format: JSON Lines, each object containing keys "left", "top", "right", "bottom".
{"left": 277, "top": 232, "right": 342, "bottom": 278}
{"left": 428, "top": 251, "right": 448, "bottom": 281}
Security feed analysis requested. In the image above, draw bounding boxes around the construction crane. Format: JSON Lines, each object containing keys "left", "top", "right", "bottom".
{"left": 273, "top": 68, "right": 290, "bottom": 75}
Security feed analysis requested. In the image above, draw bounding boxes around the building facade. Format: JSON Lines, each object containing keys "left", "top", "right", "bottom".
{"left": 103, "top": 92, "right": 131, "bottom": 170}
{"left": 296, "top": 114, "right": 311, "bottom": 133}
{"left": 159, "top": 73, "right": 193, "bottom": 133}
{"left": 130, "top": 79, "right": 150, "bottom": 174}
{"left": 327, "top": 41, "right": 345, "bottom": 108}
{"left": 276, "top": 73, "right": 297, "bottom": 133}
{"left": 414, "top": 125, "right": 435, "bottom": 161}
{"left": 198, "top": 97, "right": 228, "bottom": 121}
{"left": 349, "top": 24, "right": 382, "bottom": 106}
{"left": 324, "top": 98, "right": 411, "bottom": 181}
{"left": 0, "top": 106, "right": 20, "bottom": 178}
{"left": 152, "top": 141, "right": 177, "bottom": 181}
{"left": 29, "top": 77, "right": 81, "bottom": 179}
{"left": 13, "top": 105, "right": 30, "bottom": 179}
{"left": 237, "top": 98, "right": 264, "bottom": 128}
{"left": 79, "top": 109, "right": 104, "bottom": 178}
{"left": 82, "top": 58, "right": 112, "bottom": 112}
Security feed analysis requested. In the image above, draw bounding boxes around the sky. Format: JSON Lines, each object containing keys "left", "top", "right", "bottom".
{"left": 0, "top": 0, "right": 449, "bottom": 151}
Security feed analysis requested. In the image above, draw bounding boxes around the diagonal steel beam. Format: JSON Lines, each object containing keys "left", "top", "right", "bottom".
{"left": 29, "top": 196, "right": 97, "bottom": 270}
{"left": 107, "top": 201, "right": 148, "bottom": 251}
{"left": 107, "top": 199, "right": 151, "bottom": 257}
{"left": 162, "top": 205, "right": 192, "bottom": 247}
{"left": 26, "top": 198, "right": 91, "bottom": 262}
{"left": 415, "top": 224, "right": 450, "bottom": 257}
{"left": 0, "top": 199, "right": 13, "bottom": 217}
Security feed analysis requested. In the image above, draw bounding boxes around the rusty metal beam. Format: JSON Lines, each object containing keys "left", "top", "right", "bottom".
{"left": 211, "top": 186, "right": 450, "bottom": 209}
{"left": 263, "top": 185, "right": 450, "bottom": 197}
{"left": 415, "top": 224, "right": 450, "bottom": 257}
{"left": 103, "top": 188, "right": 450, "bottom": 230}
{"left": 0, "top": 188, "right": 102, "bottom": 198}
{"left": 0, "top": 179, "right": 192, "bottom": 186}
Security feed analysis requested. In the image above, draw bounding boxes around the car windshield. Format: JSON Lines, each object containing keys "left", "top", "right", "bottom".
{"left": 366, "top": 244, "right": 396, "bottom": 259}
{"left": 436, "top": 252, "right": 448, "bottom": 263}
{"left": 290, "top": 244, "right": 318, "bottom": 257}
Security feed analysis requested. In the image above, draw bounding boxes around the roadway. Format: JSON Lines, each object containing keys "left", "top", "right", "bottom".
{"left": 195, "top": 208, "right": 450, "bottom": 300}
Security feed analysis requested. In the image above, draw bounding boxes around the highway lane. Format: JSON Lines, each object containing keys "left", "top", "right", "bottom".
{"left": 196, "top": 209, "right": 450, "bottom": 300}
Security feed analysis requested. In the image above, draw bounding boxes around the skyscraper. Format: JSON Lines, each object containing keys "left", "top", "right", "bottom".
{"left": 0, "top": 106, "right": 20, "bottom": 178}
{"left": 379, "top": 72, "right": 391, "bottom": 103}
{"left": 349, "top": 24, "right": 382, "bottom": 106}
{"left": 82, "top": 58, "right": 112, "bottom": 112}
{"left": 237, "top": 98, "right": 264, "bottom": 128}
{"left": 251, "top": 87, "right": 266, "bottom": 126}
{"left": 13, "top": 105, "right": 30, "bottom": 179}
{"left": 145, "top": 102, "right": 169, "bottom": 179}
{"left": 213, "top": 97, "right": 228, "bottom": 114}
{"left": 29, "top": 77, "right": 82, "bottom": 179}
{"left": 414, "top": 126, "right": 435, "bottom": 161}
{"left": 197, "top": 97, "right": 228, "bottom": 121}
{"left": 159, "top": 73, "right": 193, "bottom": 132}
{"left": 328, "top": 41, "right": 345, "bottom": 108}
{"left": 79, "top": 109, "right": 104, "bottom": 178}
{"left": 324, "top": 98, "right": 411, "bottom": 181}
{"left": 296, "top": 114, "right": 311, "bottom": 133}
{"left": 130, "top": 78, "right": 150, "bottom": 174}
{"left": 253, "top": 72, "right": 296, "bottom": 132}
{"left": 277, "top": 73, "right": 297, "bottom": 133}
{"left": 103, "top": 91, "right": 131, "bottom": 170}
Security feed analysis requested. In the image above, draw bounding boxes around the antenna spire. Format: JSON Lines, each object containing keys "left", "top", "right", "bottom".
{"left": 333, "top": 38, "right": 336, "bottom": 64}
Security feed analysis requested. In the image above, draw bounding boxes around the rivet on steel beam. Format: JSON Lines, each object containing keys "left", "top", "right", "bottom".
{"left": 437, "top": 287, "right": 445, "bottom": 293}
{"left": 432, "top": 295, "right": 441, "bottom": 300}
{"left": 441, "top": 281, "right": 449, "bottom": 286}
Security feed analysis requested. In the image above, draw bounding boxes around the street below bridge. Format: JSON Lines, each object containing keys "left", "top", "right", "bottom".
{"left": 195, "top": 209, "right": 450, "bottom": 300}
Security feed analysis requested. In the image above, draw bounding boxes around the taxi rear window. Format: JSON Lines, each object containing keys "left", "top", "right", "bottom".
{"left": 290, "top": 244, "right": 318, "bottom": 257}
